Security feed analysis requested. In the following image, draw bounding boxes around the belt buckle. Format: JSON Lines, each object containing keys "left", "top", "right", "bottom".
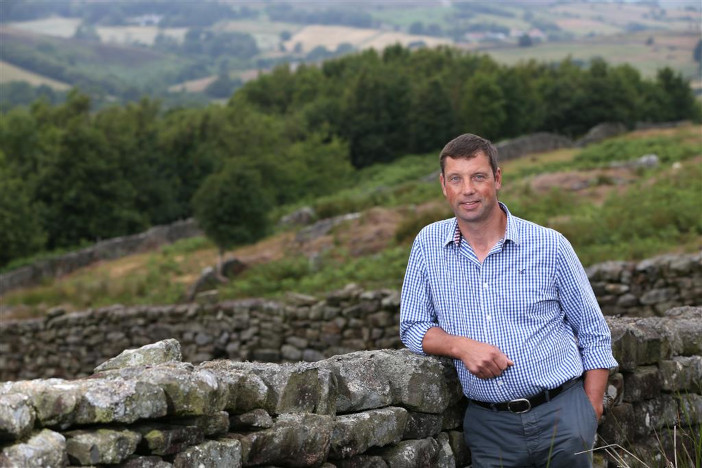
{"left": 507, "top": 398, "right": 531, "bottom": 413}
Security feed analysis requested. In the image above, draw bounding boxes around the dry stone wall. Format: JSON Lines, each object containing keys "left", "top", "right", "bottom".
{"left": 587, "top": 252, "right": 701, "bottom": 317}
{"left": 1, "top": 252, "right": 699, "bottom": 382}
{"left": 0, "top": 219, "right": 201, "bottom": 296}
{"left": 1, "top": 310, "right": 701, "bottom": 468}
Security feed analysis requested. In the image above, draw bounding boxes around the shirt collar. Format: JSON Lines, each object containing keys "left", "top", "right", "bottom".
{"left": 443, "top": 202, "right": 520, "bottom": 248}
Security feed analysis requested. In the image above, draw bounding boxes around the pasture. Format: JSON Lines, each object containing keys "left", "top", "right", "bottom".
{"left": 95, "top": 25, "right": 187, "bottom": 46}
{"left": 8, "top": 17, "right": 80, "bottom": 38}
{"left": 283, "top": 25, "right": 451, "bottom": 54}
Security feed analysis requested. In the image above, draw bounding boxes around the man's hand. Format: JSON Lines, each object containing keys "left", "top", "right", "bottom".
{"left": 455, "top": 339, "right": 514, "bottom": 379}
{"left": 422, "top": 327, "right": 513, "bottom": 379}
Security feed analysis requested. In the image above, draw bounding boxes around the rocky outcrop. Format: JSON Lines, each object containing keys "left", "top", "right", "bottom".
{"left": 1, "top": 320, "right": 700, "bottom": 467}
{"left": 496, "top": 132, "right": 574, "bottom": 161}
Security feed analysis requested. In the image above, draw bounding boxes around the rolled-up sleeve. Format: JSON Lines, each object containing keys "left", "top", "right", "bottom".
{"left": 556, "top": 235, "right": 619, "bottom": 371}
{"left": 400, "top": 235, "right": 439, "bottom": 355}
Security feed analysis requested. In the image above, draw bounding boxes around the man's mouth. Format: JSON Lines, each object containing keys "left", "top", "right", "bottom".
{"left": 460, "top": 200, "right": 479, "bottom": 207}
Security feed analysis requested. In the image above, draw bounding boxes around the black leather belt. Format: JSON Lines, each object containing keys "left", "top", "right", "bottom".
{"left": 469, "top": 378, "right": 581, "bottom": 413}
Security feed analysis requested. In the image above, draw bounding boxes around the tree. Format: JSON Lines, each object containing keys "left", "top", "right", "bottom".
{"left": 0, "top": 151, "right": 46, "bottom": 267}
{"left": 518, "top": 34, "right": 533, "bottom": 47}
{"left": 459, "top": 71, "right": 506, "bottom": 140}
{"left": 192, "top": 161, "right": 272, "bottom": 273}
{"left": 694, "top": 39, "right": 702, "bottom": 63}
{"left": 409, "top": 78, "right": 456, "bottom": 153}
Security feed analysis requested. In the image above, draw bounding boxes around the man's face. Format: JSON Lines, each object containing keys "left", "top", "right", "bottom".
{"left": 440, "top": 152, "right": 502, "bottom": 226}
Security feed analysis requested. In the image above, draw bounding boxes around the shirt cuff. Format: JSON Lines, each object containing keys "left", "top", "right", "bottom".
{"left": 402, "top": 322, "right": 440, "bottom": 356}
{"left": 582, "top": 346, "right": 619, "bottom": 371}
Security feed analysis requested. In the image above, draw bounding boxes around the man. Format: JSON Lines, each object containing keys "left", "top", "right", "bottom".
{"left": 400, "top": 133, "right": 617, "bottom": 467}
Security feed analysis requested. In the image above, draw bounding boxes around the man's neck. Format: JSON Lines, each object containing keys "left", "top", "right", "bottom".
{"left": 458, "top": 207, "right": 507, "bottom": 260}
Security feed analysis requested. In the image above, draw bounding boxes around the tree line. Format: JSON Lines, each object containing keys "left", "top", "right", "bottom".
{"left": 1, "top": 45, "right": 699, "bottom": 268}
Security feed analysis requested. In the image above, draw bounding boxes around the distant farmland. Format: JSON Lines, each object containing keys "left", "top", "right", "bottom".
{"left": 0, "top": 60, "right": 71, "bottom": 90}
{"left": 483, "top": 31, "right": 700, "bottom": 79}
{"left": 283, "top": 25, "right": 451, "bottom": 53}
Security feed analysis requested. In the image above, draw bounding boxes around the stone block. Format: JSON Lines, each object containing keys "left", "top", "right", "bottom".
{"left": 375, "top": 437, "right": 440, "bottom": 468}
{"left": 323, "top": 352, "right": 393, "bottom": 413}
{"left": 381, "top": 350, "right": 463, "bottom": 413}
{"left": 202, "top": 360, "right": 336, "bottom": 416}
{"left": 135, "top": 423, "right": 204, "bottom": 456}
{"left": 441, "top": 400, "right": 468, "bottom": 431}
{"left": 597, "top": 403, "right": 635, "bottom": 447}
{"left": 0, "top": 392, "right": 35, "bottom": 441}
{"left": 677, "top": 393, "right": 702, "bottom": 425}
{"left": 0, "top": 429, "right": 67, "bottom": 468}
{"left": 65, "top": 428, "right": 141, "bottom": 465}
{"left": 251, "top": 348, "right": 281, "bottom": 362}
{"left": 329, "top": 407, "right": 409, "bottom": 459}
{"left": 608, "top": 319, "right": 675, "bottom": 371}
{"left": 616, "top": 293, "right": 638, "bottom": 308}
{"left": 447, "top": 430, "right": 470, "bottom": 467}
{"left": 233, "top": 413, "right": 334, "bottom": 467}
{"left": 640, "top": 288, "right": 677, "bottom": 305}
{"left": 70, "top": 377, "right": 168, "bottom": 425}
{"left": 303, "top": 349, "right": 325, "bottom": 362}
{"left": 403, "top": 411, "right": 443, "bottom": 439}
{"left": 286, "top": 336, "right": 309, "bottom": 349}
{"left": 172, "top": 439, "right": 242, "bottom": 468}
{"left": 107, "top": 362, "right": 227, "bottom": 416}
{"left": 281, "top": 344, "right": 303, "bottom": 362}
{"left": 230, "top": 408, "right": 274, "bottom": 430}
{"left": 631, "top": 395, "right": 679, "bottom": 439}
{"left": 117, "top": 455, "right": 172, "bottom": 467}
{"left": 435, "top": 432, "right": 457, "bottom": 468}
{"left": 335, "top": 454, "right": 388, "bottom": 467}
{"left": 94, "top": 339, "right": 182, "bottom": 373}
{"left": 664, "top": 307, "right": 702, "bottom": 356}
{"left": 659, "top": 356, "right": 702, "bottom": 393}
{"left": 196, "top": 361, "right": 269, "bottom": 413}
{"left": 623, "top": 366, "right": 661, "bottom": 402}
{"left": 170, "top": 411, "right": 230, "bottom": 436}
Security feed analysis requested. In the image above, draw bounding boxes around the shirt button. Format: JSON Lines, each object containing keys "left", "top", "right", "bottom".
{"left": 483, "top": 282, "right": 488, "bottom": 289}
{"left": 486, "top": 315, "right": 491, "bottom": 321}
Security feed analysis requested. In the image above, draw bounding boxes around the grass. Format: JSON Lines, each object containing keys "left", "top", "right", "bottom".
{"left": 3, "top": 125, "right": 701, "bottom": 317}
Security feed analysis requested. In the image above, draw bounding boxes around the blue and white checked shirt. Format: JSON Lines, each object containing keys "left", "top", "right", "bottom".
{"left": 400, "top": 203, "right": 618, "bottom": 403}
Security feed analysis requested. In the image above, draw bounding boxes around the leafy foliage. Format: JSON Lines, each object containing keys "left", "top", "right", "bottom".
{"left": 1, "top": 45, "right": 699, "bottom": 268}
{"left": 192, "top": 160, "right": 272, "bottom": 253}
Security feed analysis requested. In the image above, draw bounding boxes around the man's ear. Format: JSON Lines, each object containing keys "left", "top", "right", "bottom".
{"left": 439, "top": 173, "right": 447, "bottom": 197}
{"left": 495, "top": 167, "right": 502, "bottom": 191}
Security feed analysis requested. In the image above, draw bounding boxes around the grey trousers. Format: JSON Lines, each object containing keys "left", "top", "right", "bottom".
{"left": 463, "top": 380, "right": 598, "bottom": 468}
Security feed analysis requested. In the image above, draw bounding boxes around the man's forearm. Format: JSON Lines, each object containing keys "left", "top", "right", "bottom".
{"left": 422, "top": 327, "right": 513, "bottom": 379}
{"left": 583, "top": 368, "right": 609, "bottom": 421}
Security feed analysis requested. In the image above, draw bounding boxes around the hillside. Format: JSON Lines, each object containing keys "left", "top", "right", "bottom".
{"left": 2, "top": 124, "right": 700, "bottom": 320}
{"left": 2, "top": 1, "right": 700, "bottom": 109}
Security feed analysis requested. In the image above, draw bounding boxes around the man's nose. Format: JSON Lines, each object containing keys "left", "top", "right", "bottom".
{"left": 462, "top": 180, "right": 475, "bottom": 194}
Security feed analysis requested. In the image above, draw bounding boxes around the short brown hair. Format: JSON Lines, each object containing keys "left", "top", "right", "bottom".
{"left": 439, "top": 133, "right": 498, "bottom": 176}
